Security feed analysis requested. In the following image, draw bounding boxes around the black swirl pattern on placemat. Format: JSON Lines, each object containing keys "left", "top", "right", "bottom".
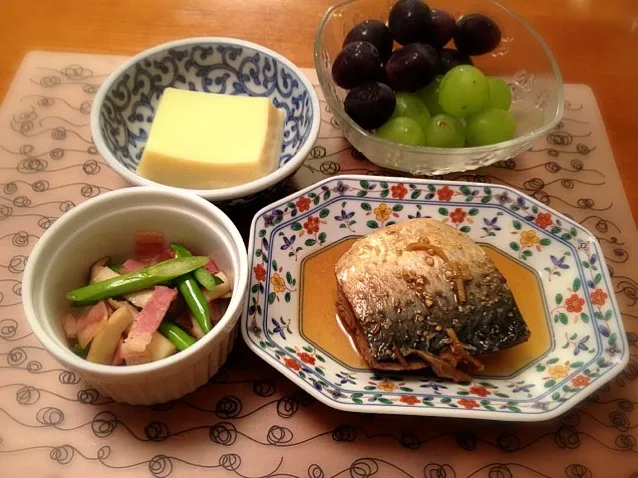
{"left": 399, "top": 430, "right": 422, "bottom": 449}
{"left": 253, "top": 380, "right": 276, "bottom": 397}
{"left": 332, "top": 425, "right": 357, "bottom": 443}
{"left": 215, "top": 395, "right": 242, "bottom": 418}
{"left": 91, "top": 411, "right": 118, "bottom": 438}
{"left": 614, "top": 434, "right": 636, "bottom": 450}
{"left": 49, "top": 444, "right": 75, "bottom": 465}
{"left": 277, "top": 395, "right": 300, "bottom": 418}
{"left": 554, "top": 426, "right": 580, "bottom": 449}
{"left": 7, "top": 346, "right": 27, "bottom": 366}
{"left": 423, "top": 463, "right": 456, "bottom": 478}
{"left": 486, "top": 464, "right": 513, "bottom": 478}
{"left": 76, "top": 388, "right": 100, "bottom": 404}
{"left": 608, "top": 411, "right": 630, "bottom": 431}
{"left": 16, "top": 385, "right": 40, "bottom": 405}
{"left": 308, "top": 464, "right": 325, "bottom": 478}
{"left": 266, "top": 425, "right": 294, "bottom": 445}
{"left": 455, "top": 430, "right": 477, "bottom": 450}
{"left": 219, "top": 453, "right": 242, "bottom": 472}
{"left": 565, "top": 464, "right": 593, "bottom": 478}
{"left": 561, "top": 410, "right": 581, "bottom": 428}
{"left": 36, "top": 406, "right": 65, "bottom": 426}
{"left": 496, "top": 433, "right": 522, "bottom": 452}
{"left": 208, "top": 421, "right": 236, "bottom": 446}
{"left": 148, "top": 454, "right": 173, "bottom": 478}
{"left": 348, "top": 458, "right": 379, "bottom": 478}
{"left": 58, "top": 370, "right": 81, "bottom": 384}
{"left": 145, "top": 421, "right": 171, "bottom": 442}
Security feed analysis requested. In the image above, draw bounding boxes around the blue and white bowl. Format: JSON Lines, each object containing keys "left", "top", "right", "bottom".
{"left": 91, "top": 37, "right": 320, "bottom": 208}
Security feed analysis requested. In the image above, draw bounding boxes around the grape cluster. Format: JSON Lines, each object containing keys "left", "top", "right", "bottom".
{"left": 332, "top": 0, "right": 516, "bottom": 148}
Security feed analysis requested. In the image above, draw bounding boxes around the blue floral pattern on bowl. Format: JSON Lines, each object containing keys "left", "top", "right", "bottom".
{"left": 242, "top": 175, "right": 628, "bottom": 420}
{"left": 93, "top": 38, "right": 318, "bottom": 208}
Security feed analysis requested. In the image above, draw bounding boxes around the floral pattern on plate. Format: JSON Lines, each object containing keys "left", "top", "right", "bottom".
{"left": 243, "top": 176, "right": 628, "bottom": 420}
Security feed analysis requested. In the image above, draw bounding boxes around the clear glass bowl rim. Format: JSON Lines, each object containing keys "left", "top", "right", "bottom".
{"left": 313, "top": 0, "right": 565, "bottom": 156}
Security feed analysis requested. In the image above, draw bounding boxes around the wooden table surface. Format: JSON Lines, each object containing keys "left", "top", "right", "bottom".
{"left": 1, "top": 0, "right": 637, "bottom": 221}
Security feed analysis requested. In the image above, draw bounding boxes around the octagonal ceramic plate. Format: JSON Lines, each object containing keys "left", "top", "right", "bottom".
{"left": 242, "top": 175, "right": 628, "bottom": 421}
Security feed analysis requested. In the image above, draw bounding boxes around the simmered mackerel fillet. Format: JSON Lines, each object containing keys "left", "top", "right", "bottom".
{"left": 335, "top": 218, "right": 530, "bottom": 382}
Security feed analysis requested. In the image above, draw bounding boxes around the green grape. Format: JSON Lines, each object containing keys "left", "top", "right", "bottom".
{"left": 488, "top": 77, "right": 512, "bottom": 110}
{"left": 465, "top": 108, "right": 516, "bottom": 146}
{"left": 376, "top": 116, "right": 425, "bottom": 146}
{"left": 422, "top": 114, "right": 465, "bottom": 148}
{"left": 438, "top": 65, "right": 490, "bottom": 117}
{"left": 416, "top": 75, "right": 444, "bottom": 116}
{"left": 391, "top": 92, "right": 431, "bottom": 131}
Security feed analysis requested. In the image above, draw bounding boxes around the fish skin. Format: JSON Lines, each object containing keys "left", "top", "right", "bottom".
{"left": 335, "top": 218, "right": 530, "bottom": 371}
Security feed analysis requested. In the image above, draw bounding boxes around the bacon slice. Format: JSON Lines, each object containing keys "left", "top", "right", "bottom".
{"left": 76, "top": 301, "right": 110, "bottom": 348}
{"left": 158, "top": 247, "right": 175, "bottom": 262}
{"left": 119, "top": 258, "right": 147, "bottom": 274}
{"left": 62, "top": 314, "right": 78, "bottom": 339}
{"left": 121, "top": 286, "right": 177, "bottom": 358}
{"left": 204, "top": 257, "right": 220, "bottom": 274}
{"left": 134, "top": 230, "right": 164, "bottom": 261}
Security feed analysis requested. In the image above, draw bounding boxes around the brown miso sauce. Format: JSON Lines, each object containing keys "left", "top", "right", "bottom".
{"left": 301, "top": 238, "right": 367, "bottom": 369}
{"left": 477, "top": 246, "right": 550, "bottom": 376}
{"left": 300, "top": 238, "right": 550, "bottom": 377}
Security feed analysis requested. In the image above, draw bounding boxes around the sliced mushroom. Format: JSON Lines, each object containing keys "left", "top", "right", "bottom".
{"left": 189, "top": 313, "right": 205, "bottom": 340}
{"left": 125, "top": 333, "right": 177, "bottom": 365}
{"left": 202, "top": 271, "right": 232, "bottom": 302}
{"left": 87, "top": 306, "right": 134, "bottom": 365}
{"left": 90, "top": 265, "right": 153, "bottom": 308}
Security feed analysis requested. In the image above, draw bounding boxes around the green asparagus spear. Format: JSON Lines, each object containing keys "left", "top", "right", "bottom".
{"left": 66, "top": 256, "right": 208, "bottom": 302}
{"left": 169, "top": 245, "right": 211, "bottom": 333}
{"left": 175, "top": 275, "right": 211, "bottom": 333}
{"left": 169, "top": 244, "right": 192, "bottom": 257}
{"left": 159, "top": 322, "right": 197, "bottom": 351}
{"left": 195, "top": 270, "right": 224, "bottom": 291}
{"left": 169, "top": 243, "right": 222, "bottom": 291}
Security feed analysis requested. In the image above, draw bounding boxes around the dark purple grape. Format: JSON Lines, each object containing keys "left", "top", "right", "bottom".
{"left": 385, "top": 43, "right": 439, "bottom": 91}
{"left": 344, "top": 81, "right": 396, "bottom": 130}
{"left": 439, "top": 48, "right": 473, "bottom": 73}
{"left": 388, "top": 0, "right": 432, "bottom": 45}
{"left": 454, "top": 13, "right": 501, "bottom": 56}
{"left": 332, "top": 41, "right": 383, "bottom": 89}
{"left": 424, "top": 9, "right": 456, "bottom": 48}
{"left": 343, "top": 20, "right": 394, "bottom": 62}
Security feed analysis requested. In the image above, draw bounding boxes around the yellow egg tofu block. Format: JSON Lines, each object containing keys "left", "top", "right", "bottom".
{"left": 137, "top": 87, "right": 285, "bottom": 189}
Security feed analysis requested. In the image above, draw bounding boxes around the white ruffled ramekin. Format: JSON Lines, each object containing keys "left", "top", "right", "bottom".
{"left": 22, "top": 187, "right": 248, "bottom": 405}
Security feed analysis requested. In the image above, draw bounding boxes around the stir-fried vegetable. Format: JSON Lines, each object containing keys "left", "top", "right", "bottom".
{"left": 61, "top": 231, "right": 233, "bottom": 367}
{"left": 90, "top": 259, "right": 150, "bottom": 308}
{"left": 170, "top": 244, "right": 212, "bottom": 333}
{"left": 202, "top": 271, "right": 232, "bottom": 301}
{"left": 66, "top": 256, "right": 208, "bottom": 302}
{"left": 196, "top": 271, "right": 224, "bottom": 291}
{"left": 159, "top": 322, "right": 197, "bottom": 351}
{"left": 87, "top": 306, "right": 134, "bottom": 364}
{"left": 170, "top": 243, "right": 223, "bottom": 291}
{"left": 125, "top": 332, "right": 177, "bottom": 365}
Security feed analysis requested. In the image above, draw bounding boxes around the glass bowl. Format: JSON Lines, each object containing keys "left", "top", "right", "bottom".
{"left": 314, "top": 0, "right": 564, "bottom": 175}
